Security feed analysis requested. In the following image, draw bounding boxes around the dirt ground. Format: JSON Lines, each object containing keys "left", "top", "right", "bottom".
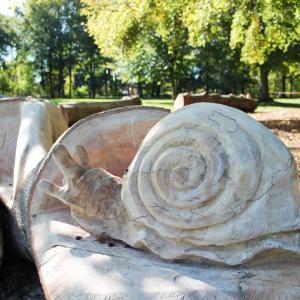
{"left": 250, "top": 107, "right": 300, "bottom": 179}
{"left": 0, "top": 107, "right": 299, "bottom": 299}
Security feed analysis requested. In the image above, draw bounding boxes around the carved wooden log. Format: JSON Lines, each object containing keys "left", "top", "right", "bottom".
{"left": 0, "top": 98, "right": 68, "bottom": 258}
{"left": 174, "top": 92, "right": 258, "bottom": 112}
{"left": 28, "top": 106, "right": 169, "bottom": 298}
{"left": 59, "top": 96, "right": 142, "bottom": 125}
{"left": 30, "top": 104, "right": 300, "bottom": 298}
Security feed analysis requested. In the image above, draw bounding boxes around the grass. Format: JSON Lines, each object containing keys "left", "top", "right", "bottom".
{"left": 256, "top": 98, "right": 300, "bottom": 112}
{"left": 51, "top": 97, "right": 174, "bottom": 110}
{"left": 50, "top": 97, "right": 300, "bottom": 111}
{"left": 50, "top": 96, "right": 119, "bottom": 105}
{"left": 141, "top": 99, "right": 173, "bottom": 110}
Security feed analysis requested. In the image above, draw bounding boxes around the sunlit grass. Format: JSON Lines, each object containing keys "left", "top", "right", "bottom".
{"left": 50, "top": 97, "right": 300, "bottom": 111}
{"left": 51, "top": 97, "right": 173, "bottom": 109}
{"left": 142, "top": 99, "right": 173, "bottom": 110}
{"left": 257, "top": 98, "right": 300, "bottom": 112}
{"left": 50, "top": 97, "right": 119, "bottom": 105}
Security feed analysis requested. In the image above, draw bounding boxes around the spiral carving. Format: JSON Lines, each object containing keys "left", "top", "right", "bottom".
{"left": 40, "top": 103, "right": 300, "bottom": 265}
{"left": 122, "top": 103, "right": 300, "bottom": 263}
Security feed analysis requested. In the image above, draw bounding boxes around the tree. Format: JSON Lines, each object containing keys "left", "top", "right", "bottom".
{"left": 21, "top": 0, "right": 107, "bottom": 98}
{"left": 0, "top": 14, "right": 16, "bottom": 61}
{"left": 81, "top": 0, "right": 193, "bottom": 99}
{"left": 182, "top": 0, "right": 300, "bottom": 101}
{"left": 0, "top": 14, "right": 17, "bottom": 95}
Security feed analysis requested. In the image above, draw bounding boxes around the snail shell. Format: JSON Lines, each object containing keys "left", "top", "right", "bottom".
{"left": 122, "top": 103, "right": 300, "bottom": 264}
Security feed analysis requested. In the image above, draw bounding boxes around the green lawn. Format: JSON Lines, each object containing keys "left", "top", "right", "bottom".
{"left": 141, "top": 99, "right": 173, "bottom": 110}
{"left": 258, "top": 98, "right": 300, "bottom": 111}
{"left": 50, "top": 97, "right": 300, "bottom": 111}
{"left": 50, "top": 96, "right": 119, "bottom": 105}
{"left": 51, "top": 97, "right": 174, "bottom": 110}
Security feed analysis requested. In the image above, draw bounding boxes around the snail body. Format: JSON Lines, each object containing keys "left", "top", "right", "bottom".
{"left": 40, "top": 103, "right": 300, "bottom": 265}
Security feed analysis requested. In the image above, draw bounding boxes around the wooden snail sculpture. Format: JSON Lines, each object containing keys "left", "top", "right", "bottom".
{"left": 38, "top": 103, "right": 300, "bottom": 266}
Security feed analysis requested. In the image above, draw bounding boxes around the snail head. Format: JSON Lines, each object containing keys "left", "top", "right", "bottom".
{"left": 38, "top": 144, "right": 123, "bottom": 219}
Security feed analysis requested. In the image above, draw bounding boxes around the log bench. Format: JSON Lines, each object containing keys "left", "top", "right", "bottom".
{"left": 174, "top": 92, "right": 258, "bottom": 112}
{"left": 28, "top": 105, "right": 300, "bottom": 299}
{"left": 0, "top": 98, "right": 68, "bottom": 258}
{"left": 59, "top": 96, "right": 142, "bottom": 125}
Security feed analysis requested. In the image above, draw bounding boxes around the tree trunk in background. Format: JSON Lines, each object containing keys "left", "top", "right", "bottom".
{"left": 69, "top": 65, "right": 72, "bottom": 99}
{"left": 280, "top": 73, "right": 287, "bottom": 98}
{"left": 290, "top": 76, "right": 294, "bottom": 98}
{"left": 259, "top": 64, "right": 272, "bottom": 102}
{"left": 241, "top": 82, "right": 245, "bottom": 95}
{"left": 205, "top": 74, "right": 210, "bottom": 94}
{"left": 89, "top": 54, "right": 96, "bottom": 98}
{"left": 151, "top": 81, "right": 155, "bottom": 97}
{"left": 58, "top": 52, "right": 65, "bottom": 98}
{"left": 171, "top": 80, "right": 177, "bottom": 100}
{"left": 104, "top": 77, "right": 108, "bottom": 96}
{"left": 138, "top": 80, "right": 143, "bottom": 97}
{"left": 170, "top": 63, "right": 178, "bottom": 100}
{"left": 40, "top": 66, "right": 45, "bottom": 92}
{"left": 48, "top": 59, "right": 54, "bottom": 98}
{"left": 114, "top": 75, "right": 117, "bottom": 96}
{"left": 92, "top": 82, "right": 96, "bottom": 98}
{"left": 156, "top": 84, "right": 161, "bottom": 97}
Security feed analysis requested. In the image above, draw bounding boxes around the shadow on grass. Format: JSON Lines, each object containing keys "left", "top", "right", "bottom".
{"left": 259, "top": 100, "right": 300, "bottom": 109}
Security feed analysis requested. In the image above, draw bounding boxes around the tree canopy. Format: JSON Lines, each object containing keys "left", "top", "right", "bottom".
{"left": 1, "top": 0, "right": 300, "bottom": 100}
{"left": 82, "top": 0, "right": 300, "bottom": 100}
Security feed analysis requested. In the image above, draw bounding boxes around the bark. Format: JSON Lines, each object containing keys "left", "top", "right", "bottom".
{"left": 241, "top": 82, "right": 245, "bottom": 95}
{"left": 137, "top": 80, "right": 143, "bottom": 98}
{"left": 104, "top": 72, "right": 108, "bottom": 96}
{"left": 280, "top": 73, "right": 287, "bottom": 98}
{"left": 58, "top": 52, "right": 65, "bottom": 98}
{"left": 290, "top": 76, "right": 294, "bottom": 98}
{"left": 170, "top": 64, "right": 177, "bottom": 100}
{"left": 151, "top": 81, "right": 155, "bottom": 98}
{"left": 205, "top": 74, "right": 210, "bottom": 94}
{"left": 48, "top": 59, "right": 54, "bottom": 98}
{"left": 174, "top": 93, "right": 257, "bottom": 113}
{"left": 156, "top": 84, "right": 161, "bottom": 97}
{"left": 59, "top": 96, "right": 142, "bottom": 125}
{"left": 68, "top": 65, "right": 72, "bottom": 99}
{"left": 259, "top": 64, "right": 272, "bottom": 102}
{"left": 89, "top": 55, "right": 96, "bottom": 98}
{"left": 113, "top": 75, "right": 117, "bottom": 96}
{"left": 171, "top": 80, "right": 177, "bottom": 100}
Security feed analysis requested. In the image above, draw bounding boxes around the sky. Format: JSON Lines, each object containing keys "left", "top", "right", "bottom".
{"left": 0, "top": 0, "right": 23, "bottom": 16}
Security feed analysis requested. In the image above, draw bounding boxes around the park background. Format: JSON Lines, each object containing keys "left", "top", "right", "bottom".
{"left": 0, "top": 0, "right": 300, "bottom": 109}
{"left": 0, "top": 1, "right": 300, "bottom": 298}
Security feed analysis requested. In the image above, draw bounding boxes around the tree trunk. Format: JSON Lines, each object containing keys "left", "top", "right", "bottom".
{"left": 113, "top": 75, "right": 117, "bottom": 96}
{"left": 205, "top": 74, "right": 210, "bottom": 94}
{"left": 58, "top": 53, "right": 65, "bottom": 98}
{"left": 259, "top": 64, "right": 272, "bottom": 102}
{"left": 49, "top": 60, "right": 54, "bottom": 98}
{"left": 104, "top": 70, "right": 108, "bottom": 97}
{"left": 156, "top": 84, "right": 161, "bottom": 97}
{"left": 151, "top": 81, "right": 155, "bottom": 98}
{"left": 280, "top": 73, "right": 287, "bottom": 98}
{"left": 170, "top": 64, "right": 177, "bottom": 100}
{"left": 138, "top": 80, "right": 143, "bottom": 97}
{"left": 89, "top": 55, "right": 96, "bottom": 99}
{"left": 241, "top": 82, "right": 245, "bottom": 95}
{"left": 69, "top": 65, "right": 72, "bottom": 99}
{"left": 290, "top": 76, "right": 294, "bottom": 98}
